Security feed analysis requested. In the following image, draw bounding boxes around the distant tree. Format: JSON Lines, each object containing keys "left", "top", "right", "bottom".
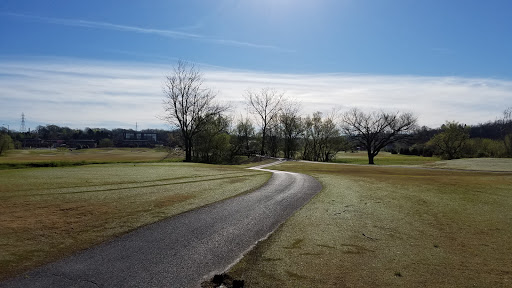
{"left": 166, "top": 129, "right": 184, "bottom": 149}
{"left": 266, "top": 117, "right": 281, "bottom": 157}
{"left": 85, "top": 128, "right": 95, "bottom": 139}
{"left": 320, "top": 112, "right": 343, "bottom": 162}
{"left": 232, "top": 115, "right": 255, "bottom": 156}
{"left": 111, "top": 128, "right": 125, "bottom": 146}
{"left": 280, "top": 100, "right": 303, "bottom": 159}
{"left": 464, "top": 138, "right": 506, "bottom": 158}
{"left": 428, "top": 121, "right": 470, "bottom": 160}
{"left": 413, "top": 126, "right": 439, "bottom": 144}
{"left": 98, "top": 138, "right": 114, "bottom": 148}
{"left": 303, "top": 111, "right": 341, "bottom": 162}
{"left": 246, "top": 88, "right": 284, "bottom": 156}
{"left": 342, "top": 108, "right": 417, "bottom": 164}
{"left": 503, "top": 107, "right": 512, "bottom": 124}
{"left": 162, "top": 61, "right": 227, "bottom": 162}
{"left": 504, "top": 134, "right": 512, "bottom": 157}
{"left": 46, "top": 125, "right": 62, "bottom": 139}
{"left": 501, "top": 107, "right": 512, "bottom": 157}
{"left": 0, "top": 133, "right": 14, "bottom": 156}
{"left": 470, "top": 121, "right": 502, "bottom": 140}
{"left": 60, "top": 126, "right": 73, "bottom": 140}
{"left": 391, "top": 126, "right": 437, "bottom": 157}
{"left": 35, "top": 125, "right": 48, "bottom": 139}
{"left": 193, "top": 114, "right": 231, "bottom": 163}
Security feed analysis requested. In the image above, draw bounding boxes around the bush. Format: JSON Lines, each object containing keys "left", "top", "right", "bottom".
{"left": 465, "top": 138, "right": 506, "bottom": 158}
{"left": 505, "top": 134, "right": 512, "bottom": 157}
{"left": 98, "top": 138, "right": 114, "bottom": 148}
{"left": 230, "top": 155, "right": 250, "bottom": 165}
{"left": 0, "top": 134, "right": 14, "bottom": 156}
{"left": 422, "top": 148, "right": 434, "bottom": 157}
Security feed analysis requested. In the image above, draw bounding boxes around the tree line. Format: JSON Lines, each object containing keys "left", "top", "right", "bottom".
{"left": 162, "top": 61, "right": 512, "bottom": 164}
{"left": 2, "top": 61, "right": 511, "bottom": 163}
{"left": 0, "top": 125, "right": 177, "bottom": 151}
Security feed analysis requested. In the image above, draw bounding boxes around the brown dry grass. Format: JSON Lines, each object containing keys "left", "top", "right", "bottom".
{"left": 230, "top": 161, "right": 512, "bottom": 287}
{"left": 0, "top": 163, "right": 270, "bottom": 280}
{"left": 0, "top": 148, "right": 179, "bottom": 168}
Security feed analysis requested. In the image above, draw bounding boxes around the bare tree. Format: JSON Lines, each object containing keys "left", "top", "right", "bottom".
{"left": 500, "top": 107, "right": 512, "bottom": 156}
{"left": 342, "top": 108, "right": 417, "bottom": 164}
{"left": 193, "top": 114, "right": 231, "bottom": 163}
{"left": 246, "top": 88, "right": 284, "bottom": 156}
{"left": 303, "top": 111, "right": 341, "bottom": 162}
{"left": 280, "top": 100, "right": 303, "bottom": 159}
{"left": 266, "top": 116, "right": 282, "bottom": 158}
{"left": 162, "top": 61, "right": 227, "bottom": 162}
{"left": 232, "top": 114, "right": 255, "bottom": 156}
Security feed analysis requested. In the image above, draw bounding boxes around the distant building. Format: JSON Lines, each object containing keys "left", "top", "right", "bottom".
{"left": 122, "top": 132, "right": 157, "bottom": 147}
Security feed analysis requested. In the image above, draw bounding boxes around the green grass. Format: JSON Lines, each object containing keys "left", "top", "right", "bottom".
{"left": 333, "top": 151, "right": 440, "bottom": 165}
{"left": 0, "top": 162, "right": 271, "bottom": 280}
{"left": 424, "top": 157, "right": 512, "bottom": 172}
{"left": 229, "top": 161, "right": 512, "bottom": 287}
{"left": 0, "top": 148, "right": 184, "bottom": 169}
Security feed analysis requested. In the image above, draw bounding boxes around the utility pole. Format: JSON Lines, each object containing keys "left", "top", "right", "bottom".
{"left": 20, "top": 113, "right": 26, "bottom": 132}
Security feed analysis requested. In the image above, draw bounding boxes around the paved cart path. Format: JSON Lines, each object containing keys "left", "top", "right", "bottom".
{"left": 1, "top": 161, "right": 322, "bottom": 288}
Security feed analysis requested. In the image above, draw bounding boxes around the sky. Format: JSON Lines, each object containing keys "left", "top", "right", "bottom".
{"left": 1, "top": 0, "right": 511, "bottom": 131}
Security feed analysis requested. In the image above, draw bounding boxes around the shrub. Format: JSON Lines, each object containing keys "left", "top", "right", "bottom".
{"left": 465, "top": 138, "right": 506, "bottom": 158}
{"left": 0, "top": 134, "right": 14, "bottom": 156}
{"left": 98, "top": 138, "right": 114, "bottom": 148}
{"left": 230, "top": 155, "right": 249, "bottom": 165}
{"left": 505, "top": 134, "right": 512, "bottom": 157}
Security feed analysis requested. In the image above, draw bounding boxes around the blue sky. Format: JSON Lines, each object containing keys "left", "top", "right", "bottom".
{"left": 1, "top": 0, "right": 511, "bottom": 130}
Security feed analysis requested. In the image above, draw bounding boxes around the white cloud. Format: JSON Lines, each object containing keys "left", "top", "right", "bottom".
{"left": 1, "top": 57, "right": 511, "bottom": 130}
{"left": 3, "top": 13, "right": 292, "bottom": 52}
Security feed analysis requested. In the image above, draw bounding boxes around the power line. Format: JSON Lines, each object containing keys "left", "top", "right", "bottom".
{"left": 20, "top": 113, "right": 26, "bottom": 132}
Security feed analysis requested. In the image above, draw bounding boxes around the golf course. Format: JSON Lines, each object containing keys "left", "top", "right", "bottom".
{"left": 0, "top": 149, "right": 271, "bottom": 281}
{"left": 229, "top": 159, "right": 512, "bottom": 287}
{"left": 1, "top": 148, "right": 511, "bottom": 287}
{"left": 3, "top": 1, "right": 512, "bottom": 287}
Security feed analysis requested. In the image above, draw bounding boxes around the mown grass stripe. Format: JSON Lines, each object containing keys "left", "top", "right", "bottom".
{"left": 1, "top": 172, "right": 268, "bottom": 199}
{"left": 1, "top": 170, "right": 250, "bottom": 194}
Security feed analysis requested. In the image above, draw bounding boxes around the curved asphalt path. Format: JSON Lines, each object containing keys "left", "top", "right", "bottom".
{"left": 1, "top": 161, "right": 322, "bottom": 288}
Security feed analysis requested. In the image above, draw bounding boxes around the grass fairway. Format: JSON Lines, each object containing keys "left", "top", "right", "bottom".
{"left": 0, "top": 148, "right": 181, "bottom": 169}
{"left": 0, "top": 163, "right": 270, "bottom": 280}
{"left": 229, "top": 161, "right": 512, "bottom": 287}
{"left": 333, "top": 151, "right": 440, "bottom": 165}
{"left": 425, "top": 158, "right": 512, "bottom": 172}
